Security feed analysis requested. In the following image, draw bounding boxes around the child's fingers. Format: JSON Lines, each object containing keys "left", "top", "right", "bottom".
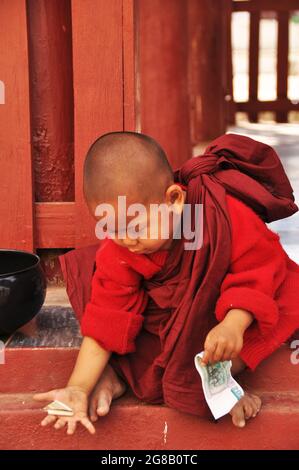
{"left": 222, "top": 345, "right": 235, "bottom": 362}
{"left": 80, "top": 416, "right": 96, "bottom": 434}
{"left": 41, "top": 415, "right": 57, "bottom": 427}
{"left": 201, "top": 349, "right": 211, "bottom": 365}
{"left": 212, "top": 341, "right": 226, "bottom": 363}
{"left": 202, "top": 340, "right": 217, "bottom": 364}
{"left": 33, "top": 390, "right": 57, "bottom": 402}
{"left": 54, "top": 418, "right": 67, "bottom": 430}
{"left": 67, "top": 420, "right": 77, "bottom": 435}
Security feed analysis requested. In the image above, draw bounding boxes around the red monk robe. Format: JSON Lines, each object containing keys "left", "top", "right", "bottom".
{"left": 59, "top": 133, "right": 299, "bottom": 417}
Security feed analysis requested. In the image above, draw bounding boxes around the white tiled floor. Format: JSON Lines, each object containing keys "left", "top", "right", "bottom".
{"left": 229, "top": 123, "right": 299, "bottom": 264}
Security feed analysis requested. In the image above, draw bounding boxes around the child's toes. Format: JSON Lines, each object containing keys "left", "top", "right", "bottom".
{"left": 243, "top": 396, "right": 256, "bottom": 419}
{"left": 89, "top": 400, "right": 98, "bottom": 422}
{"left": 230, "top": 393, "right": 262, "bottom": 427}
{"left": 251, "top": 394, "right": 262, "bottom": 417}
{"left": 230, "top": 401, "right": 246, "bottom": 428}
{"left": 97, "top": 390, "right": 112, "bottom": 416}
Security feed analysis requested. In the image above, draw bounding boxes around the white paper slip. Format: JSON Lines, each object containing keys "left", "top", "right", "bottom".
{"left": 194, "top": 351, "right": 244, "bottom": 420}
{"left": 43, "top": 400, "right": 74, "bottom": 417}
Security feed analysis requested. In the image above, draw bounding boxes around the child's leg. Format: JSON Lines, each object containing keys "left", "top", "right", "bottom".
{"left": 229, "top": 356, "right": 261, "bottom": 428}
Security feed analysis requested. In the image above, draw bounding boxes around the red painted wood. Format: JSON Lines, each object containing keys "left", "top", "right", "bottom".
{"left": 137, "top": 0, "right": 191, "bottom": 169}
{"left": 248, "top": 11, "right": 260, "bottom": 122}
{"left": 0, "top": 0, "right": 34, "bottom": 251}
{"left": 123, "top": 0, "right": 137, "bottom": 131}
{"left": 26, "top": 0, "right": 74, "bottom": 203}
{"left": 277, "top": 11, "right": 290, "bottom": 123}
{"left": 187, "top": 0, "right": 230, "bottom": 143}
{"left": 236, "top": 98, "right": 299, "bottom": 112}
{"left": 233, "top": 0, "right": 299, "bottom": 12}
{"left": 1, "top": 342, "right": 298, "bottom": 394}
{"left": 35, "top": 202, "right": 75, "bottom": 248}
{"left": 1, "top": 343, "right": 299, "bottom": 449}
{"left": 71, "top": 0, "right": 124, "bottom": 247}
{"left": 233, "top": 0, "right": 297, "bottom": 123}
{"left": 225, "top": 1, "right": 236, "bottom": 126}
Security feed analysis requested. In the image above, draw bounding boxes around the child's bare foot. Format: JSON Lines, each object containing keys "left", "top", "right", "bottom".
{"left": 230, "top": 392, "right": 261, "bottom": 428}
{"left": 89, "top": 363, "right": 127, "bottom": 422}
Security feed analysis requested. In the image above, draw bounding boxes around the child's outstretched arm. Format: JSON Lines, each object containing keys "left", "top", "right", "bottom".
{"left": 34, "top": 241, "right": 147, "bottom": 434}
{"left": 33, "top": 336, "right": 111, "bottom": 435}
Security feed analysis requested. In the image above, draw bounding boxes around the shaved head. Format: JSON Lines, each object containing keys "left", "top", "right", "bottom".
{"left": 83, "top": 131, "right": 174, "bottom": 206}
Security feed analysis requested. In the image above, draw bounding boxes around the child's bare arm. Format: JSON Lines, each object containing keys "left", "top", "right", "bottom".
{"left": 67, "top": 336, "right": 111, "bottom": 393}
{"left": 202, "top": 308, "right": 253, "bottom": 365}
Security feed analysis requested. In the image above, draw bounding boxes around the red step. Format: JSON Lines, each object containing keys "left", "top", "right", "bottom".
{"left": 1, "top": 341, "right": 299, "bottom": 450}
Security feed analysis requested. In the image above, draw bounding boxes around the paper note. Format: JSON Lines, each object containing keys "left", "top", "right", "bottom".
{"left": 43, "top": 400, "right": 74, "bottom": 417}
{"left": 194, "top": 351, "right": 244, "bottom": 420}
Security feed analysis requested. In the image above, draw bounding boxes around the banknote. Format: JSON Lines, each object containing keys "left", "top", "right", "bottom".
{"left": 43, "top": 400, "right": 74, "bottom": 417}
{"left": 194, "top": 351, "right": 244, "bottom": 419}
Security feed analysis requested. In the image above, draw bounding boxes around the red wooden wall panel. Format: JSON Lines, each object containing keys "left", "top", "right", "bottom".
{"left": 0, "top": 0, "right": 34, "bottom": 251}
{"left": 71, "top": 0, "right": 126, "bottom": 247}
{"left": 0, "top": 0, "right": 194, "bottom": 252}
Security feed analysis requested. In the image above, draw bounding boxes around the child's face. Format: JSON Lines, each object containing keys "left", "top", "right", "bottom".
{"left": 87, "top": 184, "right": 186, "bottom": 254}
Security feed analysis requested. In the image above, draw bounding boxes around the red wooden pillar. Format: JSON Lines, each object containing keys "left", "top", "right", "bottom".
{"left": 136, "top": 0, "right": 191, "bottom": 169}
{"left": 187, "top": 0, "right": 231, "bottom": 143}
{"left": 0, "top": 0, "right": 34, "bottom": 251}
{"left": 276, "top": 10, "right": 289, "bottom": 123}
{"left": 26, "top": 0, "right": 74, "bottom": 202}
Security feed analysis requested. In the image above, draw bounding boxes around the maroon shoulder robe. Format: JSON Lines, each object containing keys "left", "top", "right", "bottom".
{"left": 59, "top": 133, "right": 298, "bottom": 417}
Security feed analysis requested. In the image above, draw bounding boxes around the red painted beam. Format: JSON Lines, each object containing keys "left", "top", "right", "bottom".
{"left": 233, "top": 0, "right": 299, "bottom": 12}
{"left": 1, "top": 343, "right": 298, "bottom": 394}
{"left": 35, "top": 202, "right": 75, "bottom": 248}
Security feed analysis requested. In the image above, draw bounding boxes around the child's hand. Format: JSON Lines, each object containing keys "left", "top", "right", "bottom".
{"left": 202, "top": 308, "right": 253, "bottom": 365}
{"left": 202, "top": 321, "right": 243, "bottom": 365}
{"left": 33, "top": 385, "right": 96, "bottom": 435}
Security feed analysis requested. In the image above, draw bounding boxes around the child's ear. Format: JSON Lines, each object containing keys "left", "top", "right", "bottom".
{"left": 165, "top": 184, "right": 185, "bottom": 213}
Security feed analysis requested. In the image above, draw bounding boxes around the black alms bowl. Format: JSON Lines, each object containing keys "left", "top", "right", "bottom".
{"left": 0, "top": 250, "right": 47, "bottom": 335}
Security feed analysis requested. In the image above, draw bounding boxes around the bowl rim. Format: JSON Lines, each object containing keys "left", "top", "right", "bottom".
{"left": 0, "top": 249, "right": 41, "bottom": 278}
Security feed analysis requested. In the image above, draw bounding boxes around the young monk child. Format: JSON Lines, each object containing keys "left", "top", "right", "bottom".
{"left": 34, "top": 131, "right": 299, "bottom": 435}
